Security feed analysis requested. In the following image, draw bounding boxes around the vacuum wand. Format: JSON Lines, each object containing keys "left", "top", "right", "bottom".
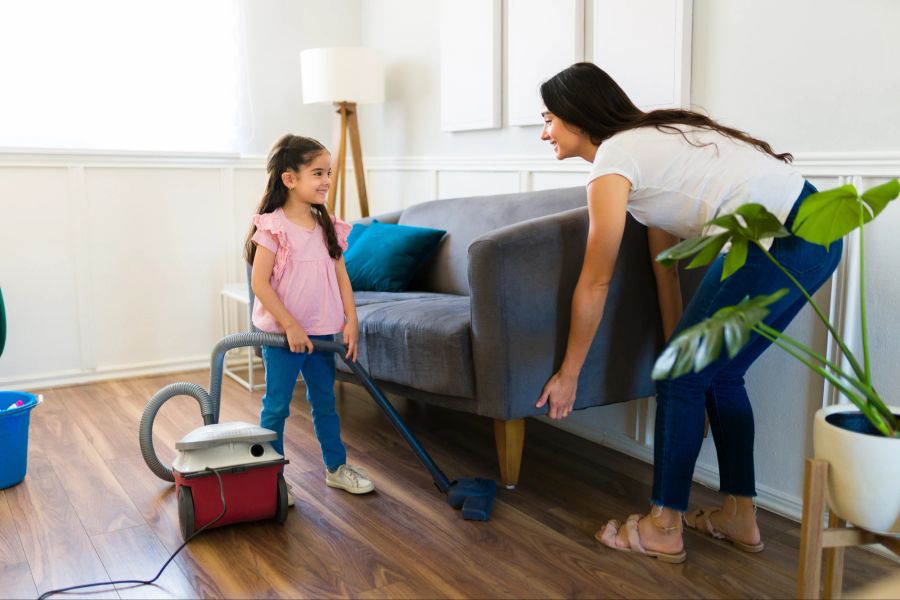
{"left": 260, "top": 335, "right": 496, "bottom": 520}
{"left": 304, "top": 337, "right": 497, "bottom": 521}
{"left": 312, "top": 340, "right": 453, "bottom": 493}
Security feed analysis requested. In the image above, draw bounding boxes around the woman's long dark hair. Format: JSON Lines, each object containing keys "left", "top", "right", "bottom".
{"left": 243, "top": 134, "right": 343, "bottom": 265}
{"left": 540, "top": 62, "right": 792, "bottom": 163}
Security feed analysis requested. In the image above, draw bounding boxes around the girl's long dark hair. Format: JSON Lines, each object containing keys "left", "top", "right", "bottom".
{"left": 244, "top": 134, "right": 343, "bottom": 265}
{"left": 540, "top": 62, "right": 792, "bottom": 163}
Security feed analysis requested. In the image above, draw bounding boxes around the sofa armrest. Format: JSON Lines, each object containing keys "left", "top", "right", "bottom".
{"left": 468, "top": 207, "right": 663, "bottom": 420}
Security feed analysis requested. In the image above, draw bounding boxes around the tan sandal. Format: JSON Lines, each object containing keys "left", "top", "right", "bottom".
{"left": 595, "top": 513, "right": 687, "bottom": 564}
{"left": 683, "top": 505, "right": 764, "bottom": 553}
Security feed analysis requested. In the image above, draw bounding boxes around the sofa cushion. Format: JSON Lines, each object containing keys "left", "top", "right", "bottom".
{"left": 399, "top": 187, "right": 587, "bottom": 295}
{"left": 337, "top": 294, "right": 474, "bottom": 399}
{"left": 352, "top": 290, "right": 451, "bottom": 307}
{"left": 344, "top": 222, "right": 447, "bottom": 292}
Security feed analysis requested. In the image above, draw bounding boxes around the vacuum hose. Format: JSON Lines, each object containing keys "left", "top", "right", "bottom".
{"left": 139, "top": 331, "right": 286, "bottom": 482}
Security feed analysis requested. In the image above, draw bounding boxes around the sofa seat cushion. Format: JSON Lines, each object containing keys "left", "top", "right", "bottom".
{"left": 337, "top": 294, "right": 474, "bottom": 399}
{"left": 352, "top": 290, "right": 450, "bottom": 308}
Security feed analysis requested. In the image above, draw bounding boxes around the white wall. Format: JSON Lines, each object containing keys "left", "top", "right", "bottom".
{"left": 691, "top": 0, "right": 900, "bottom": 154}
{"left": 239, "top": 0, "right": 362, "bottom": 155}
{"left": 359, "top": 0, "right": 900, "bottom": 157}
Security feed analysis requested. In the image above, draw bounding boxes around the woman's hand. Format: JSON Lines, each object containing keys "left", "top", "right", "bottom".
{"left": 284, "top": 322, "right": 314, "bottom": 354}
{"left": 536, "top": 370, "right": 578, "bottom": 419}
{"left": 342, "top": 320, "right": 359, "bottom": 362}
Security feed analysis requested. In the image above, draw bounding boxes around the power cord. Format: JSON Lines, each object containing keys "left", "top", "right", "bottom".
{"left": 38, "top": 468, "right": 228, "bottom": 600}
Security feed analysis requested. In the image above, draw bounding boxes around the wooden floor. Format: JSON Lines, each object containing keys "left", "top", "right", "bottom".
{"left": 1, "top": 370, "right": 896, "bottom": 599}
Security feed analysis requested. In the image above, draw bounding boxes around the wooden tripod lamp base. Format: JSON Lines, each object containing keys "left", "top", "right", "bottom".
{"left": 328, "top": 101, "right": 370, "bottom": 220}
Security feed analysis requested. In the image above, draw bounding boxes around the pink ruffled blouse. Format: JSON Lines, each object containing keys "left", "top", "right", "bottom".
{"left": 251, "top": 208, "right": 351, "bottom": 335}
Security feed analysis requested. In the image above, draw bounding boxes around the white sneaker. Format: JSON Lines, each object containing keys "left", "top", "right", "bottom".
{"left": 287, "top": 482, "right": 295, "bottom": 507}
{"left": 325, "top": 464, "right": 375, "bottom": 494}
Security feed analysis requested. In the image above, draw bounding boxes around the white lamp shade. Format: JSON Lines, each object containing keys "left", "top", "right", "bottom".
{"left": 300, "top": 47, "right": 385, "bottom": 104}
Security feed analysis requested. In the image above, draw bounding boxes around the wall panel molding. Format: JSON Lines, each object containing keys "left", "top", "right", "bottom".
{"left": 1, "top": 148, "right": 896, "bottom": 399}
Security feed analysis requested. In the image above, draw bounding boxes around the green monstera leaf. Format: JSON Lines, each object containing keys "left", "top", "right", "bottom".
{"left": 656, "top": 203, "right": 790, "bottom": 280}
{"left": 652, "top": 289, "right": 789, "bottom": 380}
{"left": 792, "top": 179, "right": 899, "bottom": 247}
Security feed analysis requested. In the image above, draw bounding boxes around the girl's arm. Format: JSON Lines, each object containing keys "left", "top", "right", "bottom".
{"left": 251, "top": 246, "right": 314, "bottom": 353}
{"left": 647, "top": 227, "right": 683, "bottom": 341}
{"left": 335, "top": 256, "right": 359, "bottom": 361}
{"left": 536, "top": 174, "right": 631, "bottom": 419}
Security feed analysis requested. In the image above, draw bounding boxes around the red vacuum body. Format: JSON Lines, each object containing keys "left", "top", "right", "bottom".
{"left": 171, "top": 422, "right": 289, "bottom": 540}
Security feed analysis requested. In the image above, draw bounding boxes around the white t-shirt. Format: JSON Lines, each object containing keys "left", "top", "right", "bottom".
{"left": 588, "top": 126, "right": 804, "bottom": 243}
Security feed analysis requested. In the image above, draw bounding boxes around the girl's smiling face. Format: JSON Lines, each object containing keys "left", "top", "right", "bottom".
{"left": 285, "top": 151, "right": 332, "bottom": 204}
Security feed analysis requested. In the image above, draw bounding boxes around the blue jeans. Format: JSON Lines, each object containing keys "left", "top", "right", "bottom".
{"left": 260, "top": 335, "right": 346, "bottom": 472}
{"left": 651, "top": 181, "right": 843, "bottom": 511}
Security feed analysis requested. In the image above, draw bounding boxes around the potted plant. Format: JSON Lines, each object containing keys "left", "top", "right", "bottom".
{"left": 652, "top": 179, "right": 900, "bottom": 535}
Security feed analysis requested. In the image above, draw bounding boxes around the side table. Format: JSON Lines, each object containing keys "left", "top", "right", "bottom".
{"left": 220, "top": 283, "right": 265, "bottom": 391}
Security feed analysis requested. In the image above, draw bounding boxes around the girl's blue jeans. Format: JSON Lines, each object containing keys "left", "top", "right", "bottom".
{"left": 260, "top": 335, "right": 346, "bottom": 472}
{"left": 651, "top": 181, "right": 843, "bottom": 512}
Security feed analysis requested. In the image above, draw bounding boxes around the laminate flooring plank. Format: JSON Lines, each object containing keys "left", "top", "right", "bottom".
{"left": 53, "top": 379, "right": 149, "bottom": 462}
{"left": 359, "top": 448, "right": 685, "bottom": 599}
{"left": 105, "top": 455, "right": 224, "bottom": 598}
{"left": 28, "top": 392, "right": 143, "bottom": 536}
{"left": 91, "top": 525, "right": 197, "bottom": 599}
{"left": 0, "top": 490, "right": 38, "bottom": 599}
{"left": 5, "top": 475, "right": 118, "bottom": 598}
{"left": 289, "top": 471, "right": 484, "bottom": 598}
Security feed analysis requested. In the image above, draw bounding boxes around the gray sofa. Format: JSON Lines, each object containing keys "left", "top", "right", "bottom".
{"left": 334, "top": 187, "right": 702, "bottom": 487}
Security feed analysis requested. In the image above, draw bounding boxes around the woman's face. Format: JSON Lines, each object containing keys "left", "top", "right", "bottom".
{"left": 540, "top": 109, "right": 586, "bottom": 160}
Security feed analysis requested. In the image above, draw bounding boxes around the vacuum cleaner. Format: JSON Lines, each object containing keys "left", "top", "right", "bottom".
{"left": 171, "top": 421, "right": 289, "bottom": 540}
{"left": 139, "top": 332, "right": 496, "bottom": 540}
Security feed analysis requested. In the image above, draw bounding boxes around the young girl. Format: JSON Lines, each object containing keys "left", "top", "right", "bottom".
{"left": 244, "top": 134, "right": 374, "bottom": 496}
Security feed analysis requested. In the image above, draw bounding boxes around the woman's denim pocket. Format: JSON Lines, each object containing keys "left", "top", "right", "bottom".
{"left": 771, "top": 234, "right": 842, "bottom": 277}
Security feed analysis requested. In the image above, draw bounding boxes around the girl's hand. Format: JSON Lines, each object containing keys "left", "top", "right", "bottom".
{"left": 285, "top": 322, "right": 314, "bottom": 354}
{"left": 342, "top": 321, "right": 358, "bottom": 362}
{"left": 536, "top": 371, "right": 578, "bottom": 419}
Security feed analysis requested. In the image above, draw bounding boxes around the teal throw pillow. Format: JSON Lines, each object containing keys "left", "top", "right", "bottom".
{"left": 347, "top": 220, "right": 377, "bottom": 248}
{"left": 344, "top": 222, "right": 447, "bottom": 292}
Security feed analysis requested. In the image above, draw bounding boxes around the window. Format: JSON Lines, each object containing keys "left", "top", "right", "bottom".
{"left": 0, "top": 0, "right": 243, "bottom": 153}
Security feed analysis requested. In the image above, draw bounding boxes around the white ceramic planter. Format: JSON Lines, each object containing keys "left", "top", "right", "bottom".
{"left": 813, "top": 404, "right": 900, "bottom": 536}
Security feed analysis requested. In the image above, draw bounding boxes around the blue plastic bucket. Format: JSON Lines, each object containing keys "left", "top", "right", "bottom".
{"left": 0, "top": 391, "right": 40, "bottom": 489}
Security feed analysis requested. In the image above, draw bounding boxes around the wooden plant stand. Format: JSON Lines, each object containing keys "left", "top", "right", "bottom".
{"left": 797, "top": 458, "right": 900, "bottom": 599}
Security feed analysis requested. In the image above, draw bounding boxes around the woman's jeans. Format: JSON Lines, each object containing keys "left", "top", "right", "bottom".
{"left": 651, "top": 181, "right": 843, "bottom": 512}
{"left": 260, "top": 335, "right": 346, "bottom": 472}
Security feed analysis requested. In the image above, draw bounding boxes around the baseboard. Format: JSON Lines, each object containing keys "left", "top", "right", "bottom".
{"left": 0, "top": 356, "right": 210, "bottom": 392}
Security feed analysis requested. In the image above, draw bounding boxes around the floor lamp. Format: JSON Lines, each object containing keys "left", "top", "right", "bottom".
{"left": 301, "top": 47, "right": 384, "bottom": 219}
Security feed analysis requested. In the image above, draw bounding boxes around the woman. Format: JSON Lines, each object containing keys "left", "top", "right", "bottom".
{"left": 535, "top": 63, "right": 841, "bottom": 563}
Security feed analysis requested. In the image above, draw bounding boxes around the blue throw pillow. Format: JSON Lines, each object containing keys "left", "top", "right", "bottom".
{"left": 344, "top": 222, "right": 447, "bottom": 292}
{"left": 347, "top": 220, "right": 377, "bottom": 248}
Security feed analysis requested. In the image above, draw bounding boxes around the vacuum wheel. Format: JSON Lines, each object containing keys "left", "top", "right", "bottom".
{"left": 177, "top": 486, "right": 196, "bottom": 541}
{"left": 275, "top": 473, "right": 289, "bottom": 524}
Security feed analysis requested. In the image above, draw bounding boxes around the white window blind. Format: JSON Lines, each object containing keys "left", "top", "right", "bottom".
{"left": 0, "top": 0, "right": 243, "bottom": 153}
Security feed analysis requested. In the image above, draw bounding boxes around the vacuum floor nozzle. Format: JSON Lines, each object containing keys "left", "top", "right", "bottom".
{"left": 447, "top": 477, "right": 497, "bottom": 521}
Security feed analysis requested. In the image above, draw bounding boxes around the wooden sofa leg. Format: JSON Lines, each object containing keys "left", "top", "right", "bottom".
{"left": 494, "top": 419, "right": 525, "bottom": 489}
